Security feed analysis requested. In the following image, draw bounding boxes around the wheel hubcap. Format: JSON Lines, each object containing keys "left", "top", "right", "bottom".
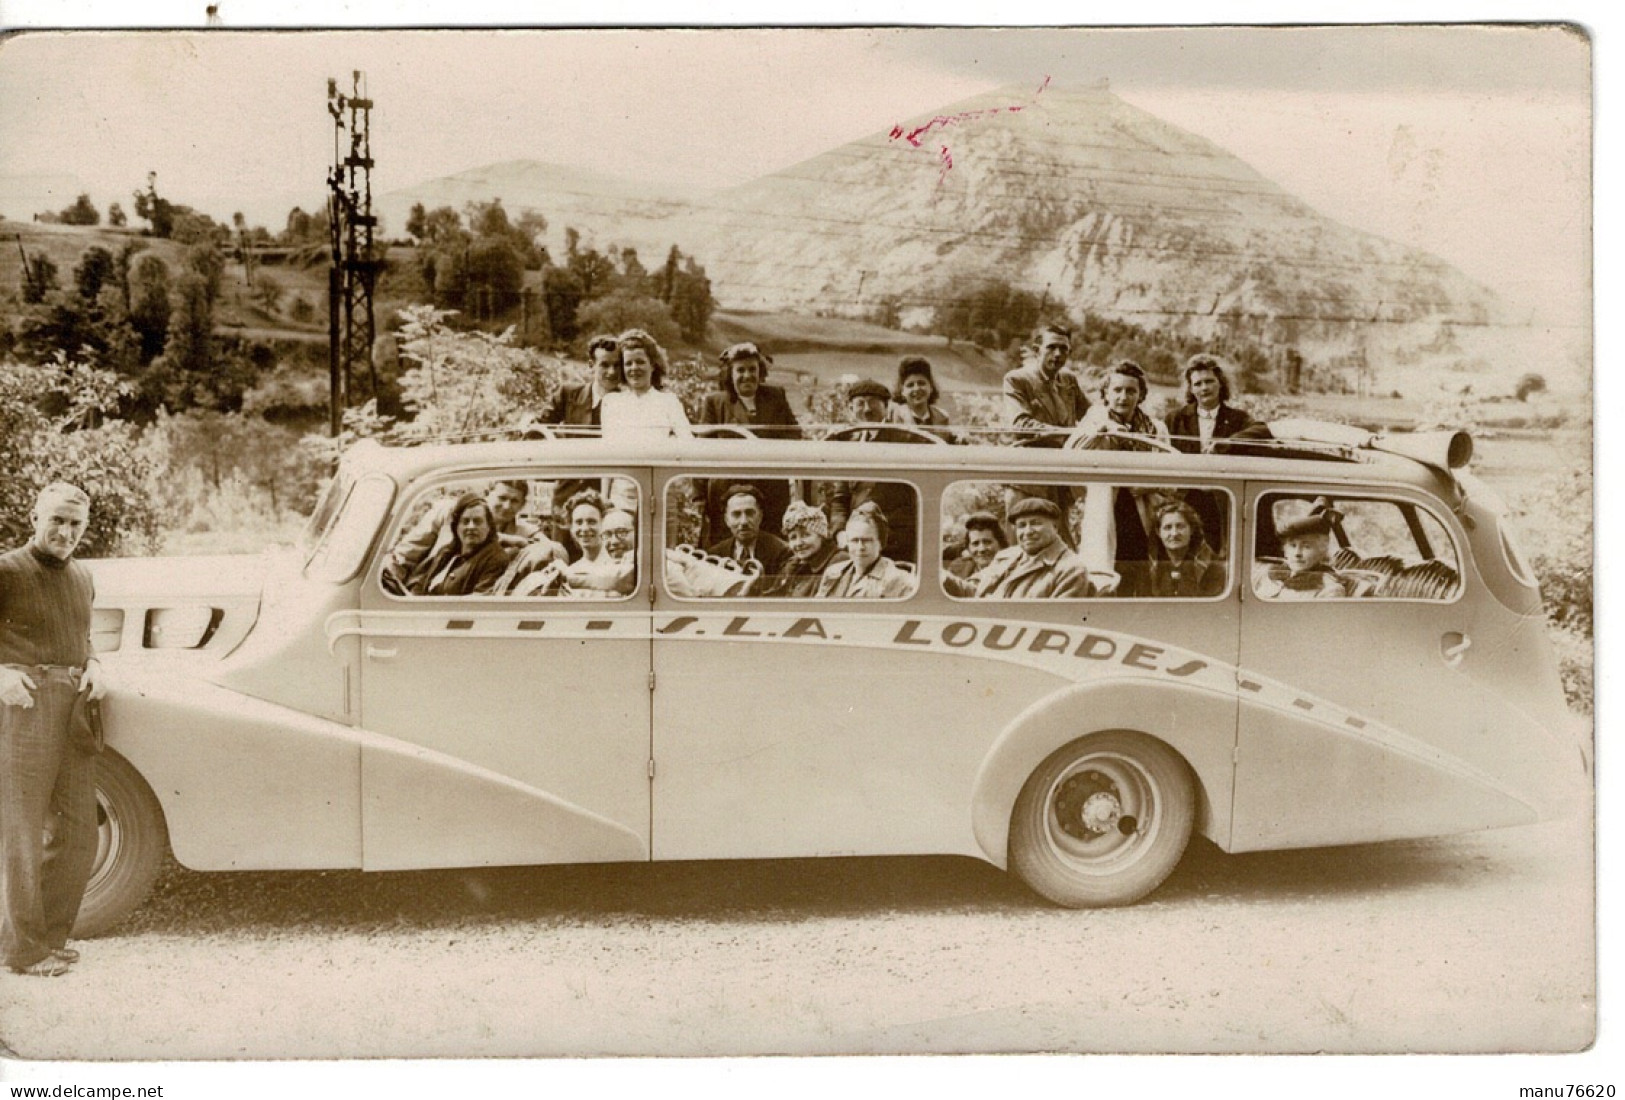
{"left": 1045, "top": 754, "right": 1159, "bottom": 868}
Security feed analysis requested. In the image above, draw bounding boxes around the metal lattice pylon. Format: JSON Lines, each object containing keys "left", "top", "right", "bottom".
{"left": 326, "top": 71, "right": 383, "bottom": 435}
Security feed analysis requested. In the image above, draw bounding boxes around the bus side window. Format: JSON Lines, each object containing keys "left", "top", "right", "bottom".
{"left": 942, "top": 481, "right": 1229, "bottom": 600}
{"left": 665, "top": 475, "right": 919, "bottom": 600}
{"left": 1253, "top": 494, "right": 1462, "bottom": 602}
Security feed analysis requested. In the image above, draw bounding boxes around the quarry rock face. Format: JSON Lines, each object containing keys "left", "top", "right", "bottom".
{"left": 383, "top": 82, "right": 1501, "bottom": 356}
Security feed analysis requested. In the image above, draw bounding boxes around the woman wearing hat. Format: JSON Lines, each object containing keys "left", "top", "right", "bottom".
{"left": 1253, "top": 504, "right": 1352, "bottom": 599}
{"left": 762, "top": 501, "right": 847, "bottom": 599}
{"left": 1146, "top": 500, "right": 1225, "bottom": 599}
{"left": 701, "top": 343, "right": 802, "bottom": 440}
{"left": 815, "top": 504, "right": 917, "bottom": 599}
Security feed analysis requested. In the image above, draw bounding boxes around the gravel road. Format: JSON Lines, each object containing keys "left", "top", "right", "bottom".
{"left": 1, "top": 812, "right": 1593, "bottom": 1062}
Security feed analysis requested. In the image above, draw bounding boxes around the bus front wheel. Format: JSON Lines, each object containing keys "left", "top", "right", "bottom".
{"left": 1010, "top": 731, "right": 1194, "bottom": 908}
{"left": 72, "top": 750, "right": 169, "bottom": 938}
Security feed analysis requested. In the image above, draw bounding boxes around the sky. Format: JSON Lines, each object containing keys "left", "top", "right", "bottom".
{"left": 0, "top": 22, "right": 1592, "bottom": 326}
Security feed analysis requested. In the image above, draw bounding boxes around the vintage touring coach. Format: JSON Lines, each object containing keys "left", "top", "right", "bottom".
{"left": 73, "top": 423, "right": 1584, "bottom": 933}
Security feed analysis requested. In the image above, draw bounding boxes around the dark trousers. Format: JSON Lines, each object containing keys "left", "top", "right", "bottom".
{"left": 1, "top": 668, "right": 97, "bottom": 969}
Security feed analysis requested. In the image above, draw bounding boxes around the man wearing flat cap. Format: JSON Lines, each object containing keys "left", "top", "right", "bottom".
{"left": 974, "top": 496, "right": 1093, "bottom": 599}
{"left": 1253, "top": 504, "right": 1353, "bottom": 600}
{"left": 0, "top": 481, "right": 106, "bottom": 977}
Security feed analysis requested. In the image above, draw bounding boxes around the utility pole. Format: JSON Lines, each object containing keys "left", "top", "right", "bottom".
{"left": 327, "top": 70, "right": 383, "bottom": 436}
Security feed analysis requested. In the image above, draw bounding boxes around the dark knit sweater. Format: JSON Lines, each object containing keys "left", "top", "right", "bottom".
{"left": 0, "top": 544, "right": 93, "bottom": 667}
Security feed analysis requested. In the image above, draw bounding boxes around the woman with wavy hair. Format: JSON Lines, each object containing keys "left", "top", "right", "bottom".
{"left": 600, "top": 329, "right": 694, "bottom": 443}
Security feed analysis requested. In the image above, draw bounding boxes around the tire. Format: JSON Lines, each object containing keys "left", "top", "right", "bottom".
{"left": 1009, "top": 731, "right": 1195, "bottom": 908}
{"left": 72, "top": 750, "right": 169, "bottom": 938}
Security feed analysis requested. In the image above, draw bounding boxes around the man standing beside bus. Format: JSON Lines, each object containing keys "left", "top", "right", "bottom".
{"left": 1002, "top": 323, "right": 1090, "bottom": 438}
{"left": 0, "top": 482, "right": 105, "bottom": 977}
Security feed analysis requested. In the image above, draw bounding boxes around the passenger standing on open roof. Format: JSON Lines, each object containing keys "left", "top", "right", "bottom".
{"left": 1165, "top": 354, "right": 1261, "bottom": 456}
{"left": 540, "top": 334, "right": 621, "bottom": 431}
{"left": 888, "top": 356, "right": 957, "bottom": 442}
{"left": 1001, "top": 323, "right": 1090, "bottom": 441}
{"left": 600, "top": 329, "right": 693, "bottom": 443}
{"left": 701, "top": 343, "right": 802, "bottom": 440}
{"left": 1076, "top": 361, "right": 1170, "bottom": 451}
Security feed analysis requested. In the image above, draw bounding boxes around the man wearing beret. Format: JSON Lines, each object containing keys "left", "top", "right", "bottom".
{"left": 1253, "top": 506, "right": 1353, "bottom": 600}
{"left": 974, "top": 496, "right": 1093, "bottom": 599}
{"left": 1, "top": 482, "right": 106, "bottom": 977}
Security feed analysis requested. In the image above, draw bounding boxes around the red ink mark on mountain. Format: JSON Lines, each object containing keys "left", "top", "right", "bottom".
{"left": 889, "top": 76, "right": 1051, "bottom": 185}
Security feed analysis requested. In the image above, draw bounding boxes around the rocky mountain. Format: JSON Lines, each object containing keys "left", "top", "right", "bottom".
{"left": 382, "top": 81, "right": 1503, "bottom": 360}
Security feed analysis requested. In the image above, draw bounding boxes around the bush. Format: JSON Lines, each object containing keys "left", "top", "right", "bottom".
{"left": 0, "top": 355, "right": 160, "bottom": 557}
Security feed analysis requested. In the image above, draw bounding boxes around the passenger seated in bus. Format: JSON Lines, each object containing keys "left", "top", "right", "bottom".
{"left": 404, "top": 494, "right": 510, "bottom": 597}
{"left": 762, "top": 501, "right": 846, "bottom": 599}
{"left": 1253, "top": 507, "right": 1353, "bottom": 600}
{"left": 1147, "top": 500, "right": 1225, "bottom": 598}
{"left": 707, "top": 484, "right": 793, "bottom": 575}
{"left": 947, "top": 511, "right": 1006, "bottom": 586}
{"left": 599, "top": 328, "right": 694, "bottom": 442}
{"left": 816, "top": 504, "right": 917, "bottom": 599}
{"left": 564, "top": 504, "right": 636, "bottom": 596}
{"left": 816, "top": 382, "right": 920, "bottom": 562}
{"left": 973, "top": 496, "right": 1092, "bottom": 599}
{"left": 496, "top": 490, "right": 603, "bottom": 596}
{"left": 383, "top": 479, "right": 538, "bottom": 587}
{"left": 601, "top": 507, "right": 636, "bottom": 562}
{"left": 538, "top": 333, "right": 620, "bottom": 430}
{"left": 1076, "top": 361, "right": 1171, "bottom": 452}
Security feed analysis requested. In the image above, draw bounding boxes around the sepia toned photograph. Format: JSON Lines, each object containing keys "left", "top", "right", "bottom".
{"left": 0, "top": 11, "right": 1598, "bottom": 1087}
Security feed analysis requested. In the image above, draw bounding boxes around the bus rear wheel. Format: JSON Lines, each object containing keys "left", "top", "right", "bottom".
{"left": 1010, "top": 731, "right": 1194, "bottom": 908}
{"left": 72, "top": 750, "right": 168, "bottom": 939}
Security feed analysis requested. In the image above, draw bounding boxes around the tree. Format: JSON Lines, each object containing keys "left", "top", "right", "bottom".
{"left": 20, "top": 252, "right": 58, "bottom": 304}
{"left": 666, "top": 255, "right": 716, "bottom": 344}
{"left": 0, "top": 355, "right": 159, "bottom": 556}
{"left": 74, "top": 247, "right": 117, "bottom": 302}
{"left": 132, "top": 171, "right": 175, "bottom": 238}
{"left": 107, "top": 202, "right": 127, "bottom": 228}
{"left": 539, "top": 265, "right": 584, "bottom": 345}
{"left": 129, "top": 255, "right": 172, "bottom": 363}
{"left": 58, "top": 193, "right": 100, "bottom": 226}
{"left": 575, "top": 291, "right": 682, "bottom": 353}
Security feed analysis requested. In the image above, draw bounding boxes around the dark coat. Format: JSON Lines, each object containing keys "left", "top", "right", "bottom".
{"left": 763, "top": 540, "right": 846, "bottom": 599}
{"left": 706, "top": 530, "right": 794, "bottom": 579}
{"left": 700, "top": 386, "right": 802, "bottom": 440}
{"left": 542, "top": 382, "right": 603, "bottom": 427}
{"left": 406, "top": 538, "right": 511, "bottom": 597}
{"left": 1146, "top": 541, "right": 1226, "bottom": 598}
{"left": 1165, "top": 403, "right": 1260, "bottom": 455}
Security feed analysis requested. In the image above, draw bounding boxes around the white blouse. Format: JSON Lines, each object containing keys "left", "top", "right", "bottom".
{"left": 600, "top": 388, "right": 694, "bottom": 444}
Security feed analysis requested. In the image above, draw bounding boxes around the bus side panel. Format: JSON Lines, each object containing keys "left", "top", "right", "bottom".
{"left": 651, "top": 635, "right": 1064, "bottom": 862}
{"left": 969, "top": 678, "right": 1238, "bottom": 868}
{"left": 103, "top": 672, "right": 363, "bottom": 871}
{"left": 1228, "top": 698, "right": 1541, "bottom": 852}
